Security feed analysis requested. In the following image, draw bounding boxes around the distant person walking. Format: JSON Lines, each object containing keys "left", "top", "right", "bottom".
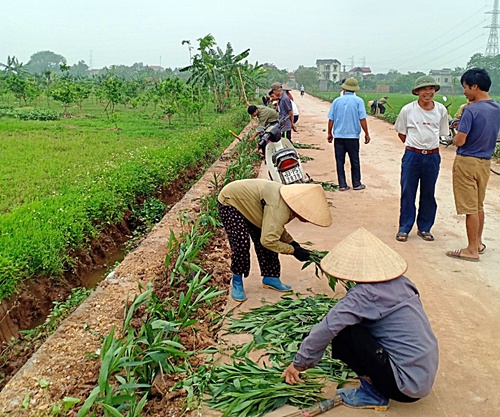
{"left": 300, "top": 84, "right": 305, "bottom": 97}
{"left": 394, "top": 76, "right": 449, "bottom": 243}
{"left": 446, "top": 68, "right": 500, "bottom": 262}
{"left": 327, "top": 77, "right": 370, "bottom": 191}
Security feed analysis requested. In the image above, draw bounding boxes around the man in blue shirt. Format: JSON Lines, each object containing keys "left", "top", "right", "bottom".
{"left": 327, "top": 78, "right": 371, "bottom": 191}
{"left": 282, "top": 228, "right": 439, "bottom": 410}
{"left": 446, "top": 68, "right": 500, "bottom": 262}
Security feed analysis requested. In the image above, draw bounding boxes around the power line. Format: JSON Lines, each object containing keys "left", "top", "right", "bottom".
{"left": 376, "top": 5, "right": 487, "bottom": 66}
{"left": 379, "top": 19, "right": 486, "bottom": 69}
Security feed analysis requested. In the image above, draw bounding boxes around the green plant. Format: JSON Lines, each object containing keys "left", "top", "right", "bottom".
{"left": 303, "top": 250, "right": 356, "bottom": 292}
{"left": 207, "top": 359, "right": 326, "bottom": 417}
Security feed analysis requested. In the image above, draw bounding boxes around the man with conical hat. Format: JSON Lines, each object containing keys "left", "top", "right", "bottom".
{"left": 218, "top": 179, "right": 332, "bottom": 302}
{"left": 282, "top": 228, "right": 438, "bottom": 410}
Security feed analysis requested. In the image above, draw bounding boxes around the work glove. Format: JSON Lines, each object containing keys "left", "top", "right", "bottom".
{"left": 290, "top": 241, "right": 301, "bottom": 249}
{"left": 292, "top": 246, "right": 312, "bottom": 262}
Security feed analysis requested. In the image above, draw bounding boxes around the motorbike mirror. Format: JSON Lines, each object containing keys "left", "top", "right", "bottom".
{"left": 443, "top": 96, "right": 447, "bottom": 102}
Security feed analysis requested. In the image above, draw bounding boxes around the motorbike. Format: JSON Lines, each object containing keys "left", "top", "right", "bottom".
{"left": 257, "top": 119, "right": 308, "bottom": 184}
{"left": 439, "top": 117, "right": 460, "bottom": 147}
{"left": 439, "top": 96, "right": 459, "bottom": 147}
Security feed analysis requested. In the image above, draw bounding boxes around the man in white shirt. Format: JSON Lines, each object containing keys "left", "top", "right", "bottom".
{"left": 394, "top": 76, "right": 449, "bottom": 243}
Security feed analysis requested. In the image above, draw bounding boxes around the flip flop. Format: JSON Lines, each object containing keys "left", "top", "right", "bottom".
{"left": 339, "top": 186, "right": 351, "bottom": 191}
{"left": 479, "top": 244, "right": 486, "bottom": 254}
{"left": 446, "top": 249, "right": 479, "bottom": 262}
{"left": 396, "top": 232, "right": 408, "bottom": 242}
{"left": 353, "top": 184, "right": 366, "bottom": 190}
{"left": 417, "top": 231, "right": 434, "bottom": 241}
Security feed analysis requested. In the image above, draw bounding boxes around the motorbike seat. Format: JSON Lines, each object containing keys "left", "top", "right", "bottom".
{"left": 272, "top": 148, "right": 299, "bottom": 165}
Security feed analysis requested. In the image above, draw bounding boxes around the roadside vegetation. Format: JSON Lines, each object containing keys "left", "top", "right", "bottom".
{"left": 0, "top": 35, "right": 271, "bottom": 304}
{"left": 68, "top": 138, "right": 353, "bottom": 417}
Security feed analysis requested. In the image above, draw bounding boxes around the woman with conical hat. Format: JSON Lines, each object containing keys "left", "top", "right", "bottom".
{"left": 217, "top": 179, "right": 332, "bottom": 302}
{"left": 282, "top": 228, "right": 438, "bottom": 411}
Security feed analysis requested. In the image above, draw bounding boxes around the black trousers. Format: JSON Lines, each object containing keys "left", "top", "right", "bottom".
{"left": 218, "top": 203, "right": 280, "bottom": 278}
{"left": 334, "top": 138, "right": 361, "bottom": 188}
{"left": 331, "top": 325, "right": 419, "bottom": 403}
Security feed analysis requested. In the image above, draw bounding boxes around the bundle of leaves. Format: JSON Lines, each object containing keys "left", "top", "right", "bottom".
{"left": 303, "top": 250, "right": 356, "bottom": 292}
{"left": 207, "top": 358, "right": 326, "bottom": 417}
{"left": 185, "top": 294, "right": 356, "bottom": 416}
{"left": 227, "top": 294, "right": 353, "bottom": 381}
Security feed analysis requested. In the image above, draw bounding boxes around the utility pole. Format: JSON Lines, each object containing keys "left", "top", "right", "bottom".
{"left": 349, "top": 56, "right": 354, "bottom": 70}
{"left": 89, "top": 50, "right": 93, "bottom": 69}
{"left": 485, "top": 0, "right": 499, "bottom": 57}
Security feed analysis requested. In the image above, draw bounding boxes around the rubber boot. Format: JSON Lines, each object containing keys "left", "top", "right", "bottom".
{"left": 262, "top": 276, "right": 292, "bottom": 292}
{"left": 336, "top": 378, "right": 389, "bottom": 410}
{"left": 231, "top": 274, "right": 246, "bottom": 302}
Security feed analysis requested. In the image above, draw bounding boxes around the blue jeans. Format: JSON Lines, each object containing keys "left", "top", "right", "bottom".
{"left": 398, "top": 150, "right": 441, "bottom": 234}
{"left": 334, "top": 138, "right": 361, "bottom": 188}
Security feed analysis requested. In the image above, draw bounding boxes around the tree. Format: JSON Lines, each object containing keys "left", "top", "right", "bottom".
{"left": 466, "top": 53, "right": 500, "bottom": 95}
{"left": 70, "top": 60, "right": 90, "bottom": 78}
{"left": 180, "top": 34, "right": 250, "bottom": 112}
{"left": 50, "top": 65, "right": 76, "bottom": 114}
{"left": 391, "top": 72, "right": 425, "bottom": 93}
{"left": 294, "top": 66, "right": 319, "bottom": 90}
{"left": 1, "top": 57, "right": 39, "bottom": 104}
{"left": 262, "top": 64, "right": 289, "bottom": 87}
{"left": 25, "top": 51, "right": 67, "bottom": 74}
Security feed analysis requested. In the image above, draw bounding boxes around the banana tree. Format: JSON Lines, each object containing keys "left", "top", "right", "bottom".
{"left": 180, "top": 34, "right": 250, "bottom": 112}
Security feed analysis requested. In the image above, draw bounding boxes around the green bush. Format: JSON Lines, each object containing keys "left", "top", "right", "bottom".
{"left": 15, "top": 107, "right": 60, "bottom": 121}
{"left": 0, "top": 106, "right": 59, "bottom": 121}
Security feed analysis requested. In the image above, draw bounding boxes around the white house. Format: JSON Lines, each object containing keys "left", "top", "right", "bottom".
{"left": 316, "top": 59, "right": 341, "bottom": 83}
{"left": 429, "top": 69, "right": 454, "bottom": 90}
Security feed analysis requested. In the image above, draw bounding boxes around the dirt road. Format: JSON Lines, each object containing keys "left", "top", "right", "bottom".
{"left": 2, "top": 92, "right": 498, "bottom": 417}
{"left": 219, "top": 91, "right": 500, "bottom": 417}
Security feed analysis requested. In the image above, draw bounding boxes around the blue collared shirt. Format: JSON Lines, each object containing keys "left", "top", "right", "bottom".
{"left": 327, "top": 92, "right": 366, "bottom": 138}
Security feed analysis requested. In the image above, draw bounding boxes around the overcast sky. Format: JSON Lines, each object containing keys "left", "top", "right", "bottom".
{"left": 2, "top": 0, "right": 495, "bottom": 74}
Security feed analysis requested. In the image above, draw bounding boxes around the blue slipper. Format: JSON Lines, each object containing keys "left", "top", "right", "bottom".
{"left": 337, "top": 379, "right": 389, "bottom": 410}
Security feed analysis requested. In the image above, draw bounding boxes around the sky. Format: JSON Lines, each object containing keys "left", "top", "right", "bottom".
{"left": 2, "top": 0, "right": 496, "bottom": 74}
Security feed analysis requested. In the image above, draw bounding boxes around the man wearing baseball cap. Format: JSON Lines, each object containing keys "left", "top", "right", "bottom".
{"left": 394, "top": 75, "right": 449, "bottom": 243}
{"left": 282, "top": 228, "right": 438, "bottom": 410}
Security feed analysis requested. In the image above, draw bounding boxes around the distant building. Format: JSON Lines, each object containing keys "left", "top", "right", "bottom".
{"left": 429, "top": 68, "right": 454, "bottom": 92}
{"left": 148, "top": 65, "right": 164, "bottom": 71}
{"left": 348, "top": 67, "right": 372, "bottom": 78}
{"left": 316, "top": 59, "right": 341, "bottom": 91}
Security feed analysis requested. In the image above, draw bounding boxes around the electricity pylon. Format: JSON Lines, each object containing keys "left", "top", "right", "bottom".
{"left": 485, "top": 0, "right": 499, "bottom": 57}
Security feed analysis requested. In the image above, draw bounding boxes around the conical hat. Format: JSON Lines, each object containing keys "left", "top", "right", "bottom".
{"left": 280, "top": 184, "right": 332, "bottom": 227}
{"left": 320, "top": 228, "right": 407, "bottom": 282}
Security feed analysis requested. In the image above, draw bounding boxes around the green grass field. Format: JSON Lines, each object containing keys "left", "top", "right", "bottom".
{"left": 0, "top": 99, "right": 247, "bottom": 300}
{"left": 312, "top": 91, "right": 471, "bottom": 117}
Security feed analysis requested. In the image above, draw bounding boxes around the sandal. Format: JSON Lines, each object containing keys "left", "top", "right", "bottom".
{"left": 339, "top": 186, "right": 351, "bottom": 191}
{"left": 396, "top": 232, "right": 408, "bottom": 242}
{"left": 446, "top": 249, "right": 479, "bottom": 262}
{"left": 479, "top": 243, "right": 486, "bottom": 254}
{"left": 417, "top": 231, "right": 434, "bottom": 241}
